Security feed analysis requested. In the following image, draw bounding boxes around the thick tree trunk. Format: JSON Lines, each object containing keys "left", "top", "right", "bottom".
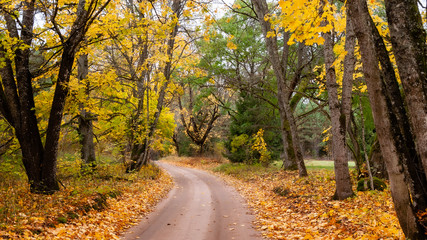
{"left": 78, "top": 107, "right": 96, "bottom": 170}
{"left": 43, "top": 39, "right": 84, "bottom": 192}
{"left": 127, "top": 142, "right": 150, "bottom": 172}
{"left": 0, "top": 0, "right": 109, "bottom": 193}
{"left": 322, "top": 15, "right": 354, "bottom": 200}
{"left": 347, "top": 1, "right": 426, "bottom": 238}
{"left": 1, "top": 0, "right": 59, "bottom": 193}
{"left": 280, "top": 117, "right": 298, "bottom": 170}
{"left": 172, "top": 132, "right": 180, "bottom": 155}
{"left": 252, "top": 0, "right": 307, "bottom": 176}
{"left": 384, "top": 0, "right": 427, "bottom": 177}
{"left": 77, "top": 54, "right": 96, "bottom": 171}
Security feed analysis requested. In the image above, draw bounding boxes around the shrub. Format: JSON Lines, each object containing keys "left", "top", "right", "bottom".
{"left": 357, "top": 177, "right": 387, "bottom": 191}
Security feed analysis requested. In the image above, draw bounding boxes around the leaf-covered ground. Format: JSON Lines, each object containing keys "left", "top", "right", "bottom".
{"left": 165, "top": 156, "right": 404, "bottom": 240}
{"left": 0, "top": 162, "right": 173, "bottom": 239}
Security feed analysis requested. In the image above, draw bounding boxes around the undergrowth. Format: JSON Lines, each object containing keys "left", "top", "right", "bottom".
{"left": 213, "top": 163, "right": 278, "bottom": 181}
{"left": 0, "top": 153, "right": 171, "bottom": 239}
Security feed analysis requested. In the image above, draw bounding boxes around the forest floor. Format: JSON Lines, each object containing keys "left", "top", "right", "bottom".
{"left": 164, "top": 156, "right": 404, "bottom": 240}
{"left": 0, "top": 160, "right": 173, "bottom": 239}
{"left": 1, "top": 155, "right": 404, "bottom": 239}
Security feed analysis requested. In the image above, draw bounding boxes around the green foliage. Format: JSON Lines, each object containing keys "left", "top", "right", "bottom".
{"left": 294, "top": 101, "right": 330, "bottom": 158}
{"left": 230, "top": 134, "right": 249, "bottom": 152}
{"left": 225, "top": 93, "right": 282, "bottom": 163}
{"left": 355, "top": 95, "right": 376, "bottom": 153}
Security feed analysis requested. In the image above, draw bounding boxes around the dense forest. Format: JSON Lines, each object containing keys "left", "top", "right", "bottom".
{"left": 1, "top": 0, "right": 426, "bottom": 238}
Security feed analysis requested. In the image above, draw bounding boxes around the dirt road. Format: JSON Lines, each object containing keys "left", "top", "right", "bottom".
{"left": 121, "top": 161, "right": 262, "bottom": 240}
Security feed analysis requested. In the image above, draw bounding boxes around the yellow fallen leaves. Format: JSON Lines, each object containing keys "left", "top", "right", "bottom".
{"left": 0, "top": 167, "right": 173, "bottom": 239}
{"left": 229, "top": 172, "right": 404, "bottom": 239}
{"left": 170, "top": 157, "right": 404, "bottom": 240}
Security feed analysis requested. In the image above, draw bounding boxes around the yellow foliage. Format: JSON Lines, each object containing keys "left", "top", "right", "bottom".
{"left": 251, "top": 129, "right": 271, "bottom": 165}
{"left": 227, "top": 34, "right": 237, "bottom": 50}
{"left": 227, "top": 41, "right": 238, "bottom": 50}
{"left": 277, "top": 0, "right": 338, "bottom": 45}
{"left": 266, "top": 31, "right": 276, "bottom": 38}
{"left": 233, "top": 3, "right": 241, "bottom": 9}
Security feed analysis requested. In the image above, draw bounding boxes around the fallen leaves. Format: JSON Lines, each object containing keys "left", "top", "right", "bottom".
{"left": 167, "top": 157, "right": 404, "bottom": 239}
{"left": 0, "top": 164, "right": 173, "bottom": 239}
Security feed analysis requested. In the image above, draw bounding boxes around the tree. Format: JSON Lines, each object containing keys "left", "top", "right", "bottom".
{"left": 347, "top": 0, "right": 427, "bottom": 238}
{"left": 321, "top": 0, "right": 354, "bottom": 200}
{"left": 126, "top": 0, "right": 185, "bottom": 172}
{"left": 251, "top": 0, "right": 308, "bottom": 176}
{"left": 0, "top": 0, "right": 110, "bottom": 193}
{"left": 383, "top": 0, "right": 427, "bottom": 177}
{"left": 77, "top": 54, "right": 97, "bottom": 171}
{"left": 177, "top": 83, "right": 221, "bottom": 154}
{"left": 225, "top": 91, "right": 282, "bottom": 163}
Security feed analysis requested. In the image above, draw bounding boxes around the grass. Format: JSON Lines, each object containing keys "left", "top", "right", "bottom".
{"left": 213, "top": 163, "right": 278, "bottom": 181}
{"left": 273, "top": 159, "right": 356, "bottom": 170}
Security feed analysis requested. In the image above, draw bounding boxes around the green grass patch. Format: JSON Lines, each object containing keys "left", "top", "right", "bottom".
{"left": 213, "top": 163, "right": 278, "bottom": 180}
{"left": 273, "top": 159, "right": 355, "bottom": 170}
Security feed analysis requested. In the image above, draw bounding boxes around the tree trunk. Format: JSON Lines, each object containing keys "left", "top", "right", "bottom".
{"left": 172, "top": 132, "right": 180, "bottom": 155}
{"left": 322, "top": 13, "right": 354, "bottom": 200}
{"left": 358, "top": 94, "right": 374, "bottom": 190}
{"left": 252, "top": 0, "right": 307, "bottom": 176}
{"left": 383, "top": 0, "right": 427, "bottom": 178}
{"left": 0, "top": 0, "right": 109, "bottom": 193}
{"left": 126, "top": 0, "right": 182, "bottom": 172}
{"left": 347, "top": 116, "right": 362, "bottom": 177}
{"left": 347, "top": 1, "right": 426, "bottom": 237}
{"left": 0, "top": 0, "right": 57, "bottom": 193}
{"left": 177, "top": 86, "right": 220, "bottom": 158}
{"left": 77, "top": 54, "right": 96, "bottom": 171}
{"left": 368, "top": 136, "right": 387, "bottom": 179}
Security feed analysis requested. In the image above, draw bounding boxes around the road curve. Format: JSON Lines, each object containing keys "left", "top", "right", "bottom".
{"left": 121, "top": 161, "right": 262, "bottom": 240}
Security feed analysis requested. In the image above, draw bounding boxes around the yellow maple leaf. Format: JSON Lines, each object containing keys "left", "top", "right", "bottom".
{"left": 227, "top": 41, "right": 237, "bottom": 50}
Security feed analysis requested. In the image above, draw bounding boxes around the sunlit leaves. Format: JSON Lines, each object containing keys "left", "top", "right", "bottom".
{"left": 276, "top": 0, "right": 332, "bottom": 45}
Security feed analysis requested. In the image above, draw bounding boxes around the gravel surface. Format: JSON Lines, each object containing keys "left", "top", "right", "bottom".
{"left": 121, "top": 161, "right": 262, "bottom": 240}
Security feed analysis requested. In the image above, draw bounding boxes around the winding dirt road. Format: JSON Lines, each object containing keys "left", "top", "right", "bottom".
{"left": 121, "top": 161, "right": 262, "bottom": 240}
